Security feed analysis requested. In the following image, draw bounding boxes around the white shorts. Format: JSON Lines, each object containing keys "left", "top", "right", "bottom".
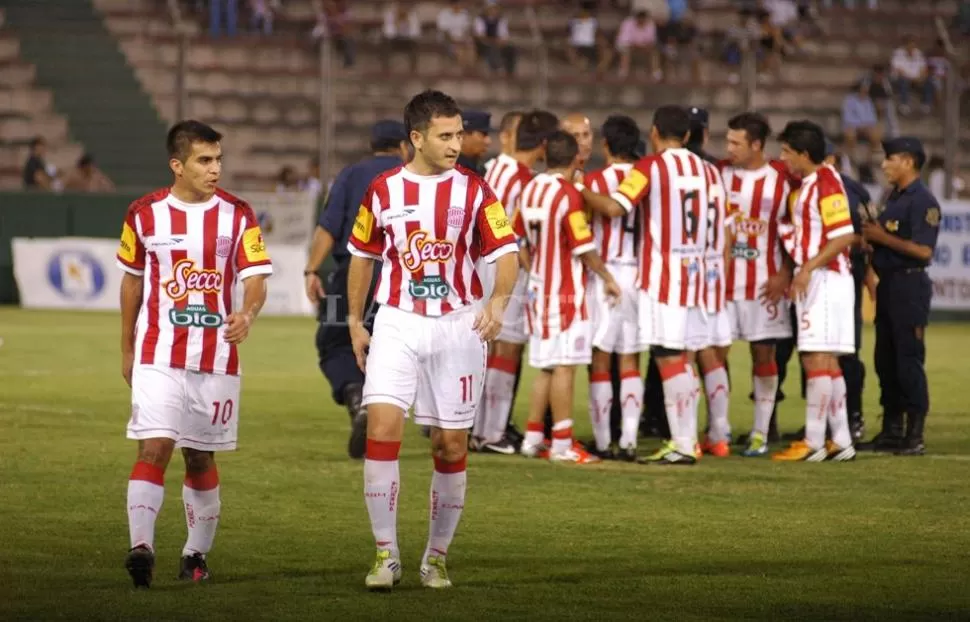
{"left": 795, "top": 270, "right": 856, "bottom": 354}
{"left": 638, "top": 293, "right": 708, "bottom": 352}
{"left": 528, "top": 319, "right": 592, "bottom": 369}
{"left": 496, "top": 270, "right": 530, "bottom": 344}
{"left": 591, "top": 263, "right": 641, "bottom": 354}
{"left": 688, "top": 308, "right": 732, "bottom": 351}
{"left": 362, "top": 305, "right": 487, "bottom": 429}
{"left": 727, "top": 299, "right": 793, "bottom": 342}
{"left": 127, "top": 365, "right": 241, "bottom": 451}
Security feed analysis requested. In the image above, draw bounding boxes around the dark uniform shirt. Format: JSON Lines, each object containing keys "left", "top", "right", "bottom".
{"left": 872, "top": 179, "right": 941, "bottom": 275}
{"left": 840, "top": 173, "right": 871, "bottom": 269}
{"left": 456, "top": 153, "right": 484, "bottom": 176}
{"left": 318, "top": 154, "right": 402, "bottom": 262}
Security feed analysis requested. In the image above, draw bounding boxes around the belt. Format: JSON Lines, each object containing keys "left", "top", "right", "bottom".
{"left": 879, "top": 266, "right": 926, "bottom": 276}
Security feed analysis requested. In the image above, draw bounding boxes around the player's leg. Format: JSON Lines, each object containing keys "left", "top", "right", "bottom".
{"left": 746, "top": 340, "right": 778, "bottom": 456}
{"left": 698, "top": 346, "right": 730, "bottom": 457}
{"left": 824, "top": 274, "right": 858, "bottom": 459}
{"left": 522, "top": 367, "right": 552, "bottom": 457}
{"left": 178, "top": 448, "right": 218, "bottom": 581}
{"left": 588, "top": 348, "right": 614, "bottom": 455}
{"left": 642, "top": 348, "right": 698, "bottom": 465}
{"left": 548, "top": 364, "right": 598, "bottom": 464}
{"left": 616, "top": 352, "right": 642, "bottom": 460}
{"left": 421, "top": 426, "right": 468, "bottom": 589}
{"left": 479, "top": 339, "right": 522, "bottom": 452}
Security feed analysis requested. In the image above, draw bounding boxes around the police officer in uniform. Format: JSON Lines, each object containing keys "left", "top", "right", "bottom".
{"left": 457, "top": 109, "right": 493, "bottom": 175}
{"left": 304, "top": 120, "right": 409, "bottom": 459}
{"left": 861, "top": 137, "right": 941, "bottom": 456}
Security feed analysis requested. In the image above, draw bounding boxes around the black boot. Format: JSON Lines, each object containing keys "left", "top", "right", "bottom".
{"left": 342, "top": 383, "right": 367, "bottom": 460}
{"left": 849, "top": 411, "right": 865, "bottom": 443}
{"left": 895, "top": 412, "right": 926, "bottom": 456}
{"left": 858, "top": 411, "right": 904, "bottom": 451}
{"left": 767, "top": 409, "right": 781, "bottom": 443}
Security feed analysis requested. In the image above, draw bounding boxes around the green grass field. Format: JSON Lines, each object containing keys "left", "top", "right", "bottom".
{"left": 1, "top": 307, "right": 968, "bottom": 621}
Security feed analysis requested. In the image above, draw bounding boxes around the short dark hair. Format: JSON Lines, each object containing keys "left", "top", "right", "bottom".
{"left": 515, "top": 109, "right": 560, "bottom": 151}
{"left": 371, "top": 137, "right": 404, "bottom": 153}
{"left": 727, "top": 112, "right": 772, "bottom": 150}
{"left": 652, "top": 105, "right": 691, "bottom": 142}
{"left": 778, "top": 120, "right": 827, "bottom": 164}
{"left": 403, "top": 90, "right": 461, "bottom": 138}
{"left": 545, "top": 130, "right": 579, "bottom": 169}
{"left": 167, "top": 120, "right": 222, "bottom": 162}
{"left": 499, "top": 111, "right": 524, "bottom": 132}
{"left": 601, "top": 115, "right": 640, "bottom": 159}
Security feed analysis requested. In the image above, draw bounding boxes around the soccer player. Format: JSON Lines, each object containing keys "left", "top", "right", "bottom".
{"left": 772, "top": 120, "right": 857, "bottom": 462}
{"left": 582, "top": 105, "right": 718, "bottom": 466}
{"left": 346, "top": 90, "right": 519, "bottom": 590}
{"left": 117, "top": 121, "right": 272, "bottom": 588}
{"left": 562, "top": 113, "right": 594, "bottom": 179}
{"left": 475, "top": 110, "right": 559, "bottom": 454}
{"left": 584, "top": 115, "right": 644, "bottom": 460}
{"left": 515, "top": 130, "right": 621, "bottom": 463}
{"left": 720, "top": 112, "right": 794, "bottom": 457}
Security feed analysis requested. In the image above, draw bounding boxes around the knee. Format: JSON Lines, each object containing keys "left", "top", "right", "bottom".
{"left": 182, "top": 448, "right": 215, "bottom": 474}
{"left": 431, "top": 433, "right": 468, "bottom": 464}
{"left": 137, "top": 439, "right": 175, "bottom": 468}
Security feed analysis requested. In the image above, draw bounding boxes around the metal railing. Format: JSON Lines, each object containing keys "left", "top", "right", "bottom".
{"left": 318, "top": 39, "right": 336, "bottom": 186}
{"left": 936, "top": 15, "right": 960, "bottom": 199}
{"left": 166, "top": 0, "right": 189, "bottom": 123}
{"left": 524, "top": 2, "right": 549, "bottom": 109}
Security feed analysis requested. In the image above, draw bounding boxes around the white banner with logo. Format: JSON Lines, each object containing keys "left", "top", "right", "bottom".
{"left": 12, "top": 237, "right": 313, "bottom": 316}
{"left": 235, "top": 190, "right": 317, "bottom": 249}
{"left": 930, "top": 201, "right": 970, "bottom": 310}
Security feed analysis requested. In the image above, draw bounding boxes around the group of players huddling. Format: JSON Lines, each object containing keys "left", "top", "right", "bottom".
{"left": 116, "top": 89, "right": 859, "bottom": 591}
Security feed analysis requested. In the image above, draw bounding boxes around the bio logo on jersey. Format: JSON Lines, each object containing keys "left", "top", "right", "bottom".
{"left": 165, "top": 258, "right": 223, "bottom": 301}
{"left": 735, "top": 217, "right": 767, "bottom": 237}
{"left": 409, "top": 275, "right": 451, "bottom": 299}
{"left": 401, "top": 230, "right": 454, "bottom": 272}
{"left": 731, "top": 242, "right": 760, "bottom": 260}
{"left": 169, "top": 304, "right": 223, "bottom": 329}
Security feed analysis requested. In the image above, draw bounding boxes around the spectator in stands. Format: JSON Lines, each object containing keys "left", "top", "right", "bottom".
{"left": 567, "top": 2, "right": 612, "bottom": 75}
{"left": 660, "top": 13, "right": 700, "bottom": 82}
{"left": 763, "top": 0, "right": 802, "bottom": 52}
{"left": 756, "top": 9, "right": 783, "bottom": 76}
{"left": 209, "top": 0, "right": 239, "bottom": 37}
{"left": 666, "top": 0, "right": 688, "bottom": 24}
{"left": 926, "top": 39, "right": 949, "bottom": 109}
{"left": 841, "top": 81, "right": 882, "bottom": 171}
{"left": 616, "top": 10, "right": 660, "bottom": 79}
{"left": 301, "top": 155, "right": 323, "bottom": 200}
{"left": 62, "top": 154, "right": 114, "bottom": 193}
{"left": 890, "top": 37, "right": 933, "bottom": 115}
{"left": 312, "top": 0, "right": 356, "bottom": 68}
{"left": 276, "top": 165, "right": 301, "bottom": 192}
{"left": 474, "top": 1, "right": 517, "bottom": 76}
{"left": 722, "top": 10, "right": 760, "bottom": 82}
{"left": 382, "top": 2, "right": 421, "bottom": 73}
{"left": 630, "top": 0, "right": 669, "bottom": 23}
{"left": 22, "top": 137, "right": 55, "bottom": 191}
{"left": 249, "top": 0, "right": 274, "bottom": 35}
{"left": 437, "top": 0, "right": 475, "bottom": 74}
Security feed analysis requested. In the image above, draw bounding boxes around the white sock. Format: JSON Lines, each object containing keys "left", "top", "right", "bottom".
{"left": 482, "top": 356, "right": 517, "bottom": 443}
{"left": 589, "top": 372, "right": 614, "bottom": 451}
{"left": 128, "top": 462, "right": 165, "bottom": 551}
{"left": 182, "top": 468, "right": 221, "bottom": 556}
{"left": 364, "top": 440, "right": 401, "bottom": 557}
{"left": 703, "top": 365, "right": 731, "bottom": 443}
{"left": 685, "top": 365, "right": 701, "bottom": 451}
{"left": 423, "top": 456, "right": 467, "bottom": 564}
{"left": 804, "top": 371, "right": 832, "bottom": 451}
{"left": 619, "top": 370, "right": 643, "bottom": 449}
{"left": 752, "top": 362, "right": 779, "bottom": 437}
{"left": 550, "top": 418, "right": 573, "bottom": 455}
{"left": 828, "top": 371, "right": 852, "bottom": 449}
{"left": 660, "top": 360, "right": 695, "bottom": 456}
{"left": 524, "top": 421, "right": 545, "bottom": 448}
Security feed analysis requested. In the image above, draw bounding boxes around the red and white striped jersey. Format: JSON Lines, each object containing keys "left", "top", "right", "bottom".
{"left": 780, "top": 164, "right": 854, "bottom": 273}
{"left": 612, "top": 148, "right": 714, "bottom": 307}
{"left": 513, "top": 172, "right": 596, "bottom": 339}
{"left": 347, "top": 165, "right": 518, "bottom": 316}
{"left": 484, "top": 153, "right": 534, "bottom": 218}
{"left": 115, "top": 188, "right": 274, "bottom": 376}
{"left": 720, "top": 160, "right": 791, "bottom": 301}
{"left": 585, "top": 162, "right": 638, "bottom": 263}
{"left": 701, "top": 161, "right": 731, "bottom": 313}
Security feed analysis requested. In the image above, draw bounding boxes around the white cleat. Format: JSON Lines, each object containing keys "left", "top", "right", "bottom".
{"left": 365, "top": 549, "right": 402, "bottom": 591}
{"left": 420, "top": 556, "right": 452, "bottom": 589}
{"left": 520, "top": 440, "right": 547, "bottom": 458}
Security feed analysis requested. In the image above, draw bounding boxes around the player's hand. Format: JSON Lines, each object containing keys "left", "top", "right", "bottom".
{"left": 349, "top": 319, "right": 371, "bottom": 371}
{"left": 223, "top": 311, "right": 254, "bottom": 345}
{"left": 122, "top": 350, "right": 134, "bottom": 388}
{"left": 862, "top": 221, "right": 889, "bottom": 245}
{"left": 759, "top": 271, "right": 791, "bottom": 305}
{"left": 603, "top": 277, "right": 622, "bottom": 307}
{"left": 473, "top": 295, "right": 508, "bottom": 342}
{"left": 789, "top": 269, "right": 811, "bottom": 301}
{"left": 305, "top": 272, "right": 325, "bottom": 304}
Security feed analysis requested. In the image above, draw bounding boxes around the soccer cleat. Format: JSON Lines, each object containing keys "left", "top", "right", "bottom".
{"left": 616, "top": 445, "right": 638, "bottom": 462}
{"left": 771, "top": 440, "right": 827, "bottom": 462}
{"left": 638, "top": 441, "right": 697, "bottom": 466}
{"left": 480, "top": 438, "right": 517, "bottom": 455}
{"left": 365, "top": 549, "right": 402, "bottom": 591}
{"left": 581, "top": 439, "right": 615, "bottom": 461}
{"left": 125, "top": 545, "right": 155, "bottom": 589}
{"left": 825, "top": 442, "right": 857, "bottom": 462}
{"left": 549, "top": 442, "right": 601, "bottom": 464}
{"left": 520, "top": 438, "right": 550, "bottom": 459}
{"left": 705, "top": 440, "right": 731, "bottom": 458}
{"left": 348, "top": 412, "right": 368, "bottom": 460}
{"left": 741, "top": 432, "right": 769, "bottom": 457}
{"left": 504, "top": 422, "right": 525, "bottom": 448}
{"left": 178, "top": 553, "right": 211, "bottom": 582}
{"left": 420, "top": 556, "right": 452, "bottom": 589}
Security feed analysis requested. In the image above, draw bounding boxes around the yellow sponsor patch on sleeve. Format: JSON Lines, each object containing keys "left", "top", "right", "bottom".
{"left": 118, "top": 222, "right": 137, "bottom": 263}
{"left": 484, "top": 201, "right": 512, "bottom": 238}
{"left": 820, "top": 193, "right": 851, "bottom": 227}
{"left": 568, "top": 210, "right": 592, "bottom": 241}
{"left": 616, "top": 168, "right": 648, "bottom": 202}
{"left": 242, "top": 226, "right": 269, "bottom": 263}
{"left": 351, "top": 205, "right": 374, "bottom": 243}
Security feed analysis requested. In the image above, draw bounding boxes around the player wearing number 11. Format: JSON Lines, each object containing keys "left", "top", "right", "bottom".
{"left": 115, "top": 121, "right": 272, "bottom": 588}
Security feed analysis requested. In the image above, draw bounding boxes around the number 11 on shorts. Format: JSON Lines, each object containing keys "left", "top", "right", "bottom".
{"left": 459, "top": 374, "right": 473, "bottom": 404}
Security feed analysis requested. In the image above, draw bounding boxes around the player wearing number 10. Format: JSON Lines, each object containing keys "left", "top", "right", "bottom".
{"left": 346, "top": 90, "right": 519, "bottom": 590}
{"left": 115, "top": 121, "right": 272, "bottom": 588}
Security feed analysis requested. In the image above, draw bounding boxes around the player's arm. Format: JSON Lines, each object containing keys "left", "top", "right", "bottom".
{"left": 227, "top": 207, "right": 274, "bottom": 344}
{"left": 862, "top": 201, "right": 938, "bottom": 262}
{"left": 511, "top": 207, "right": 530, "bottom": 270}
{"left": 473, "top": 185, "right": 519, "bottom": 340}
{"left": 582, "top": 158, "right": 651, "bottom": 218}
{"left": 565, "top": 197, "right": 621, "bottom": 301}
{"left": 801, "top": 181, "right": 857, "bottom": 274}
{"left": 116, "top": 205, "right": 147, "bottom": 387}
{"left": 346, "top": 186, "right": 385, "bottom": 366}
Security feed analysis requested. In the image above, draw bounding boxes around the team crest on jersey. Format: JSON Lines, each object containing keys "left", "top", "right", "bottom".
{"left": 447, "top": 206, "right": 465, "bottom": 228}
{"left": 401, "top": 230, "right": 454, "bottom": 273}
{"left": 215, "top": 236, "right": 233, "bottom": 258}
{"left": 165, "top": 258, "right": 223, "bottom": 301}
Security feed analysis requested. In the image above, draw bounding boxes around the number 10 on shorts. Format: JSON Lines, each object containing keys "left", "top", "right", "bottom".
{"left": 459, "top": 374, "right": 473, "bottom": 403}
{"left": 211, "top": 399, "right": 234, "bottom": 426}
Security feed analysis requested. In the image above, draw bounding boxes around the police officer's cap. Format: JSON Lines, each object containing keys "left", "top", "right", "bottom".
{"left": 882, "top": 136, "right": 926, "bottom": 168}
{"left": 371, "top": 119, "right": 408, "bottom": 144}
{"left": 462, "top": 110, "right": 495, "bottom": 134}
{"left": 824, "top": 139, "right": 836, "bottom": 157}
{"left": 688, "top": 107, "right": 709, "bottom": 128}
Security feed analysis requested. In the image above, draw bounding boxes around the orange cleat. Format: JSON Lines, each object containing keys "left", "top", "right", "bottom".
{"left": 707, "top": 440, "right": 731, "bottom": 458}
{"left": 771, "top": 440, "right": 827, "bottom": 462}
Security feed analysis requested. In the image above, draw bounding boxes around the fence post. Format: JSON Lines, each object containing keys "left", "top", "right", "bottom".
{"left": 318, "top": 39, "right": 335, "bottom": 187}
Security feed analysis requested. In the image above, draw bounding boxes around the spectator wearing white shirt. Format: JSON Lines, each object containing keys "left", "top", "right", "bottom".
{"left": 841, "top": 81, "right": 882, "bottom": 169}
{"left": 890, "top": 37, "right": 934, "bottom": 115}
{"left": 616, "top": 10, "right": 660, "bottom": 80}
{"left": 567, "top": 4, "right": 612, "bottom": 74}
{"left": 383, "top": 2, "right": 421, "bottom": 72}
{"left": 474, "top": 2, "right": 516, "bottom": 75}
{"left": 437, "top": 0, "right": 475, "bottom": 73}
{"left": 763, "top": 0, "right": 802, "bottom": 51}
{"left": 249, "top": 0, "right": 274, "bottom": 35}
